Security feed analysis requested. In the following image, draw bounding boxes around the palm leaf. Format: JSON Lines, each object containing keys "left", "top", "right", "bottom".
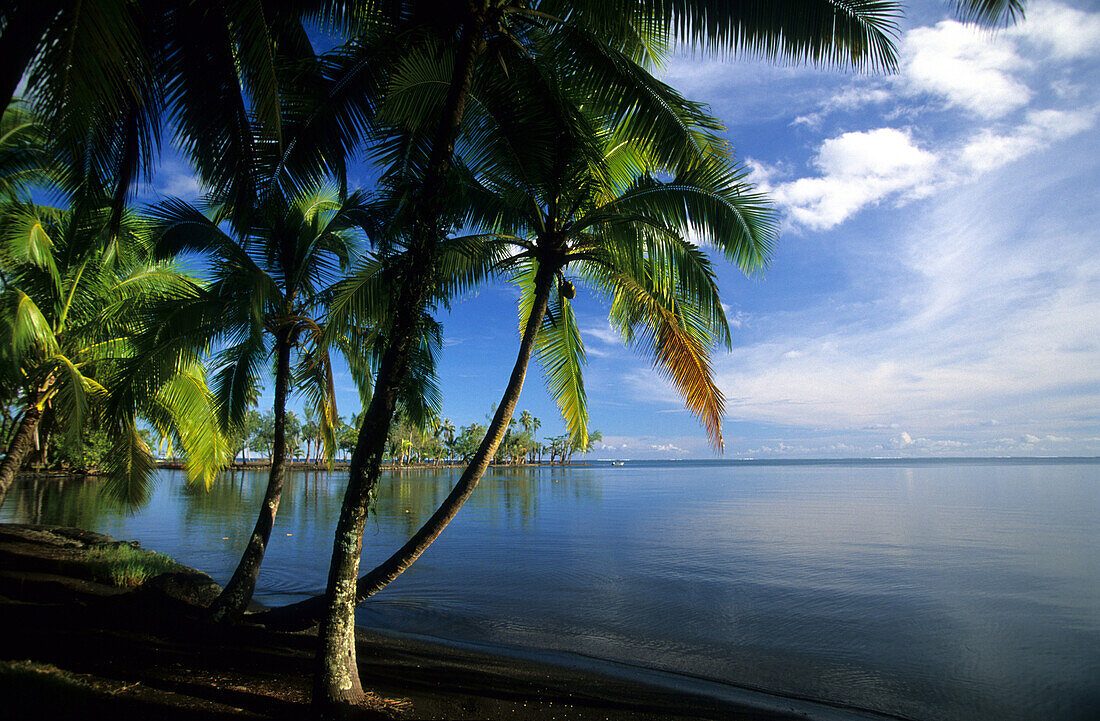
{"left": 2, "top": 289, "right": 57, "bottom": 357}
{"left": 98, "top": 421, "right": 158, "bottom": 507}
{"left": 149, "top": 363, "right": 231, "bottom": 489}
{"left": 605, "top": 265, "right": 725, "bottom": 450}
{"left": 47, "top": 353, "right": 108, "bottom": 450}
{"left": 533, "top": 284, "right": 589, "bottom": 445}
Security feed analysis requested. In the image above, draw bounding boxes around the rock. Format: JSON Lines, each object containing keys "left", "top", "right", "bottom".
{"left": 141, "top": 571, "right": 223, "bottom": 608}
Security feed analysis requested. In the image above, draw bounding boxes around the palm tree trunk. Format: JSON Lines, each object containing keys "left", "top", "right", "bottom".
{"left": 312, "top": 7, "right": 490, "bottom": 714}
{"left": 258, "top": 265, "right": 555, "bottom": 632}
{"left": 208, "top": 331, "right": 292, "bottom": 621}
{"left": 349, "top": 266, "right": 553, "bottom": 598}
{"left": 0, "top": 404, "right": 43, "bottom": 510}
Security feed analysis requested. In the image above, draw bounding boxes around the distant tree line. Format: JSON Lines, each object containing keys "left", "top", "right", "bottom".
{"left": 216, "top": 405, "right": 600, "bottom": 466}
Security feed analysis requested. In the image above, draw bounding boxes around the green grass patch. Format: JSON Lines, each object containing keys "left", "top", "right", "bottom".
{"left": 84, "top": 545, "right": 179, "bottom": 588}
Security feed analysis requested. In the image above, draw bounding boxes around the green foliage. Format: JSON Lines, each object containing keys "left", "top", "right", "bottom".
{"left": 149, "top": 185, "right": 368, "bottom": 467}
{"left": 251, "top": 412, "right": 278, "bottom": 460}
{"left": 454, "top": 423, "right": 489, "bottom": 464}
{"left": 336, "top": 415, "right": 359, "bottom": 460}
{"left": 0, "top": 190, "right": 229, "bottom": 497}
{"left": 84, "top": 544, "right": 179, "bottom": 588}
{"left": 445, "top": 57, "right": 778, "bottom": 452}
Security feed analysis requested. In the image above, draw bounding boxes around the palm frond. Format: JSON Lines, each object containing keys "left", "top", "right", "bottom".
{"left": 149, "top": 362, "right": 231, "bottom": 489}
{"left": 98, "top": 421, "right": 157, "bottom": 507}
{"left": 534, "top": 287, "right": 588, "bottom": 445}
{"left": 47, "top": 352, "right": 108, "bottom": 450}
{"left": 2, "top": 289, "right": 57, "bottom": 357}
{"left": 603, "top": 263, "right": 725, "bottom": 450}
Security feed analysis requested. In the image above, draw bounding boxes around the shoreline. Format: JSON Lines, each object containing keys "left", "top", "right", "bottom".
{"left": 0, "top": 523, "right": 842, "bottom": 720}
{"left": 14, "top": 461, "right": 593, "bottom": 478}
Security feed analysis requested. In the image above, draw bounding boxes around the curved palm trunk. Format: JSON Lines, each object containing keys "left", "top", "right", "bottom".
{"left": 312, "top": 8, "right": 490, "bottom": 715}
{"left": 312, "top": 292, "right": 426, "bottom": 711}
{"left": 0, "top": 404, "right": 43, "bottom": 510}
{"left": 347, "top": 264, "right": 553, "bottom": 599}
{"left": 258, "top": 266, "right": 554, "bottom": 633}
{"left": 208, "top": 331, "right": 292, "bottom": 621}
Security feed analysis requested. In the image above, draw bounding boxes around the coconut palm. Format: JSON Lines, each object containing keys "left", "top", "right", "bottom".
{"left": 309, "top": 1, "right": 911, "bottom": 709}
{"left": 263, "top": 62, "right": 772, "bottom": 647}
{"left": 348, "top": 81, "right": 775, "bottom": 584}
{"left": 3, "top": 2, "right": 325, "bottom": 224}
{"left": 0, "top": 1, "right": 1027, "bottom": 223}
{"left": 0, "top": 103, "right": 50, "bottom": 204}
{"left": 149, "top": 184, "right": 370, "bottom": 621}
{"left": 0, "top": 199, "right": 227, "bottom": 509}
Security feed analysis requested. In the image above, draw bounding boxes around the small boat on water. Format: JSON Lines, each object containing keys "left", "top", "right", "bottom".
{"left": 611, "top": 460, "right": 625, "bottom": 466}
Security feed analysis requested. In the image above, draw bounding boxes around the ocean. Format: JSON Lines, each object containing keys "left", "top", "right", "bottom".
{"left": 4, "top": 458, "right": 1098, "bottom": 720}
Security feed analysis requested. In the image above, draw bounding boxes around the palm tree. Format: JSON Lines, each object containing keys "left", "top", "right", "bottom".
{"left": 0, "top": 103, "right": 49, "bottom": 203}
{"left": 439, "top": 417, "right": 456, "bottom": 463}
{"left": 0, "top": 199, "right": 227, "bottom": 508}
{"left": 528, "top": 415, "right": 542, "bottom": 463}
{"left": 310, "top": 2, "right": 909, "bottom": 709}
{"left": 150, "top": 184, "right": 368, "bottom": 621}
{"left": 4, "top": 2, "right": 331, "bottom": 226}
{"left": 302, "top": 406, "right": 319, "bottom": 464}
{"left": 265, "top": 64, "right": 773, "bottom": 646}
{"left": 567, "top": 430, "right": 602, "bottom": 464}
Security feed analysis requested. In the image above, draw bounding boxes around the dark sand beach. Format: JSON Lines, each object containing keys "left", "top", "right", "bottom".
{"left": 0, "top": 523, "right": 806, "bottom": 720}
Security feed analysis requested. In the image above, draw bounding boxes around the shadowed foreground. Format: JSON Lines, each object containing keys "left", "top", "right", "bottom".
{"left": 0, "top": 524, "right": 804, "bottom": 720}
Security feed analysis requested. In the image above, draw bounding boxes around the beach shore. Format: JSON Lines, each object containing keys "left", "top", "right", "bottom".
{"left": 0, "top": 523, "right": 802, "bottom": 720}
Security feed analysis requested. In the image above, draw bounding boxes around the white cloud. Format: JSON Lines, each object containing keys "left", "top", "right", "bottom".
{"left": 713, "top": 136, "right": 1100, "bottom": 452}
{"left": 766, "top": 105, "right": 1096, "bottom": 230}
{"left": 959, "top": 106, "right": 1098, "bottom": 174}
{"left": 599, "top": 2, "right": 1100, "bottom": 457}
{"left": 582, "top": 323, "right": 622, "bottom": 347}
{"left": 792, "top": 87, "right": 892, "bottom": 127}
{"left": 902, "top": 20, "right": 1031, "bottom": 119}
{"left": 761, "top": 128, "right": 937, "bottom": 230}
{"left": 155, "top": 162, "right": 203, "bottom": 199}
{"left": 1011, "top": 1, "right": 1100, "bottom": 59}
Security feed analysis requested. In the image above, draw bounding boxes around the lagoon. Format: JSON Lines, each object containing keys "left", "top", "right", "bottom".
{"left": 3, "top": 458, "right": 1098, "bottom": 720}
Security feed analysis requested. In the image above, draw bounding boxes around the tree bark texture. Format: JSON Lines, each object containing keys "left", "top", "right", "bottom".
{"left": 208, "top": 330, "right": 292, "bottom": 621}
{"left": 0, "top": 404, "right": 42, "bottom": 511}
{"left": 312, "top": 7, "right": 490, "bottom": 716}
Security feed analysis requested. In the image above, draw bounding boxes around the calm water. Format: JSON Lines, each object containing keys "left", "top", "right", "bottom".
{"left": 3, "top": 459, "right": 1098, "bottom": 720}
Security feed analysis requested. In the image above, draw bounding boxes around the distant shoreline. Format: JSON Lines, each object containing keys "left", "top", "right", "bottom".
{"left": 14, "top": 455, "right": 1098, "bottom": 480}
{"left": 156, "top": 459, "right": 592, "bottom": 471}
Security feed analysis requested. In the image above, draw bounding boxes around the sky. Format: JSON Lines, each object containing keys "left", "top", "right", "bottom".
{"left": 146, "top": 0, "right": 1100, "bottom": 460}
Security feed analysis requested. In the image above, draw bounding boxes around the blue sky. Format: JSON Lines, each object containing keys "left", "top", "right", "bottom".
{"left": 146, "top": 0, "right": 1100, "bottom": 459}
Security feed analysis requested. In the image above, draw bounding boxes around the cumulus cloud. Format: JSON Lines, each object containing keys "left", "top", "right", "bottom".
{"left": 1010, "top": 1, "right": 1100, "bottom": 59}
{"left": 757, "top": 128, "right": 937, "bottom": 230}
{"left": 713, "top": 135, "right": 1100, "bottom": 454}
{"left": 763, "top": 106, "right": 1096, "bottom": 230}
{"left": 755, "top": 4, "right": 1100, "bottom": 231}
{"left": 902, "top": 20, "right": 1031, "bottom": 119}
{"left": 599, "top": 2, "right": 1100, "bottom": 457}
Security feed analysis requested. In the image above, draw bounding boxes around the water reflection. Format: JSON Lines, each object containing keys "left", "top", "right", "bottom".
{"left": 170, "top": 465, "right": 601, "bottom": 529}
{"left": 5, "top": 473, "right": 134, "bottom": 528}
{"left": 1, "top": 461, "right": 1096, "bottom": 721}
